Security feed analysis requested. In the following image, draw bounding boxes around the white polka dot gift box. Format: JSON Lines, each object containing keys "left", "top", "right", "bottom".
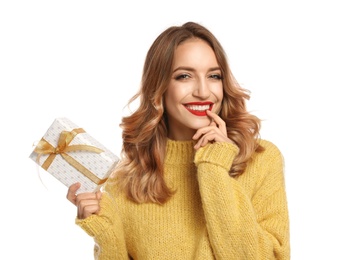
{"left": 29, "top": 117, "right": 120, "bottom": 194}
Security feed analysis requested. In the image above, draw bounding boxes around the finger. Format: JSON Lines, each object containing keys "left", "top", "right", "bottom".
{"left": 192, "top": 125, "right": 212, "bottom": 140}
{"left": 66, "top": 182, "right": 81, "bottom": 205}
{"left": 77, "top": 198, "right": 101, "bottom": 219}
{"left": 194, "top": 131, "right": 214, "bottom": 149}
{"left": 96, "top": 191, "right": 102, "bottom": 200}
{"left": 206, "top": 110, "right": 227, "bottom": 133}
{"left": 194, "top": 129, "right": 228, "bottom": 149}
{"left": 76, "top": 191, "right": 97, "bottom": 199}
{"left": 81, "top": 204, "right": 101, "bottom": 219}
{"left": 192, "top": 125, "right": 217, "bottom": 140}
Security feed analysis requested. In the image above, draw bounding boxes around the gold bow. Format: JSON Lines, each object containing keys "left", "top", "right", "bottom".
{"left": 34, "top": 128, "right": 107, "bottom": 185}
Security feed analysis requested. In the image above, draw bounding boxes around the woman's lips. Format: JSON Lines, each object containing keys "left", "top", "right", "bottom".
{"left": 184, "top": 102, "right": 213, "bottom": 116}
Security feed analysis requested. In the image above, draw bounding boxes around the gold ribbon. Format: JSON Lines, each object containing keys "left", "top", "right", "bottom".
{"left": 34, "top": 128, "right": 107, "bottom": 185}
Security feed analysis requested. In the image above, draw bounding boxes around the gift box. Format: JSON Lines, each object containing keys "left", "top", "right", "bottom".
{"left": 29, "top": 117, "right": 119, "bottom": 193}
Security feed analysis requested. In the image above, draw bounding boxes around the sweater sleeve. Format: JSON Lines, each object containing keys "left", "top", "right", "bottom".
{"left": 75, "top": 190, "right": 129, "bottom": 260}
{"left": 194, "top": 142, "right": 290, "bottom": 260}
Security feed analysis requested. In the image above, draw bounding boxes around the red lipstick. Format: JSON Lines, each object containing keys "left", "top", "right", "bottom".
{"left": 184, "top": 102, "right": 213, "bottom": 116}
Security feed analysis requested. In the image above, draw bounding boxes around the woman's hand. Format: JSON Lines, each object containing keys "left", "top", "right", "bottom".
{"left": 66, "top": 183, "right": 102, "bottom": 219}
{"left": 193, "top": 110, "right": 233, "bottom": 150}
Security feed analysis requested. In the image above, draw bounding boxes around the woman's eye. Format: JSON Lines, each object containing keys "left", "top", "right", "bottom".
{"left": 209, "top": 74, "right": 222, "bottom": 80}
{"left": 175, "top": 74, "right": 190, "bottom": 80}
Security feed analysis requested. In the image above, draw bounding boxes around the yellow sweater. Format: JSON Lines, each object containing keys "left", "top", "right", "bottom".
{"left": 77, "top": 139, "right": 290, "bottom": 259}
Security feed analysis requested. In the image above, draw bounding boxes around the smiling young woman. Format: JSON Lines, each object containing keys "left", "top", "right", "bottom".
{"left": 165, "top": 38, "right": 225, "bottom": 140}
{"left": 67, "top": 22, "right": 290, "bottom": 259}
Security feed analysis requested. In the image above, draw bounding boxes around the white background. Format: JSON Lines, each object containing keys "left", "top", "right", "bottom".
{"left": 1, "top": 1, "right": 339, "bottom": 259}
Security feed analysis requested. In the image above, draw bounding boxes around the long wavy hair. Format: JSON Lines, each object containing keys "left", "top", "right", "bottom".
{"left": 111, "top": 22, "right": 264, "bottom": 204}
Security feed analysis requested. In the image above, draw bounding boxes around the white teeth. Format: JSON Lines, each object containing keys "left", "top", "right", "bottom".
{"left": 186, "top": 105, "right": 210, "bottom": 111}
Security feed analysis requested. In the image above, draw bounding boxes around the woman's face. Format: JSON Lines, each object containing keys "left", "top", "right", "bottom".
{"left": 164, "top": 38, "right": 223, "bottom": 140}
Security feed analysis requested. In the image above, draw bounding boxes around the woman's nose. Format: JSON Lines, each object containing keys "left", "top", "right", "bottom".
{"left": 193, "top": 78, "right": 210, "bottom": 99}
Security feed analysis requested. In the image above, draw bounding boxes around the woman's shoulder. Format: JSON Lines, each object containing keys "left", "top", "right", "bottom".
{"left": 258, "top": 139, "right": 282, "bottom": 153}
{"left": 242, "top": 139, "right": 286, "bottom": 184}
{"left": 256, "top": 139, "right": 284, "bottom": 163}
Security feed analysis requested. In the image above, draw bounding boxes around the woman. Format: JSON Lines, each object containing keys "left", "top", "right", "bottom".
{"left": 67, "top": 21, "right": 290, "bottom": 259}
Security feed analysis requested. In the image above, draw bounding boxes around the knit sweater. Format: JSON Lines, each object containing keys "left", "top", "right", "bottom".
{"left": 76, "top": 139, "right": 290, "bottom": 259}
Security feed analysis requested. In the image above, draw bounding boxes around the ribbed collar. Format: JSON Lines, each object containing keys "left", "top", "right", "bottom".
{"left": 165, "top": 139, "right": 196, "bottom": 164}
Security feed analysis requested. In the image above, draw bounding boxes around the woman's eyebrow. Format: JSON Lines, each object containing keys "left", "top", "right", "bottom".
{"left": 172, "top": 66, "right": 195, "bottom": 73}
{"left": 172, "top": 66, "right": 221, "bottom": 73}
